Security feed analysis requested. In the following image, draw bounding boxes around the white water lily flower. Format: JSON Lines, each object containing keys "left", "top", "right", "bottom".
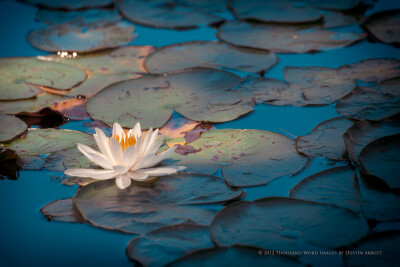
{"left": 64, "top": 122, "right": 185, "bottom": 189}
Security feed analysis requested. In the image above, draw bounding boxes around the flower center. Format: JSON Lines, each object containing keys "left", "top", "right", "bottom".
{"left": 114, "top": 134, "right": 137, "bottom": 151}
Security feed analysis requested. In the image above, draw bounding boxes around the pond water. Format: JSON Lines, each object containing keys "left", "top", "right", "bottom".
{"left": 1, "top": 0, "right": 400, "bottom": 266}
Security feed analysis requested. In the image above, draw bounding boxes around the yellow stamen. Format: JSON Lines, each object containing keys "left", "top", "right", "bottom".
{"left": 115, "top": 134, "right": 136, "bottom": 151}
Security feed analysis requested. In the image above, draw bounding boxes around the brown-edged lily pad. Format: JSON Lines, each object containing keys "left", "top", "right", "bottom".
{"left": 86, "top": 68, "right": 253, "bottom": 129}
{"left": 41, "top": 198, "right": 84, "bottom": 223}
{"left": 118, "top": 0, "right": 223, "bottom": 29}
{"left": 126, "top": 224, "right": 214, "bottom": 267}
{"left": 22, "top": 0, "right": 113, "bottom": 10}
{"left": 144, "top": 41, "right": 277, "bottom": 74}
{"left": 163, "top": 129, "right": 307, "bottom": 187}
{"left": 0, "top": 57, "right": 86, "bottom": 100}
{"left": 364, "top": 10, "right": 400, "bottom": 46}
{"left": 217, "top": 20, "right": 365, "bottom": 54}
{"left": 27, "top": 24, "right": 135, "bottom": 53}
{"left": 210, "top": 197, "right": 369, "bottom": 251}
{"left": 73, "top": 174, "right": 244, "bottom": 234}
{"left": 296, "top": 117, "right": 353, "bottom": 160}
{"left": 0, "top": 113, "right": 27, "bottom": 142}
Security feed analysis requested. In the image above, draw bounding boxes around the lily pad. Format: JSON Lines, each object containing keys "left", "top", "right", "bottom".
{"left": 343, "top": 120, "right": 400, "bottom": 164}
{"left": 296, "top": 117, "right": 354, "bottom": 160}
{"left": 169, "top": 246, "right": 307, "bottom": 267}
{"left": 41, "top": 198, "right": 84, "bottom": 223}
{"left": 144, "top": 41, "right": 277, "bottom": 74}
{"left": 359, "top": 134, "right": 400, "bottom": 189}
{"left": 86, "top": 68, "right": 253, "bottom": 129}
{"left": 0, "top": 113, "right": 27, "bottom": 142}
{"left": 26, "top": 24, "right": 135, "bottom": 53}
{"left": 22, "top": 0, "right": 113, "bottom": 10}
{"left": 163, "top": 129, "right": 307, "bottom": 187}
{"left": 118, "top": 0, "right": 223, "bottom": 29}
{"left": 217, "top": 20, "right": 365, "bottom": 53}
{"left": 172, "top": 0, "right": 227, "bottom": 13}
{"left": 364, "top": 10, "right": 400, "bottom": 45}
{"left": 344, "top": 231, "right": 400, "bottom": 267}
{"left": 126, "top": 224, "right": 214, "bottom": 267}
{"left": 301, "top": 0, "right": 361, "bottom": 11}
{"left": 210, "top": 197, "right": 369, "bottom": 251}
{"left": 44, "top": 146, "right": 97, "bottom": 172}
{"left": 73, "top": 174, "right": 244, "bottom": 234}
{"left": 17, "top": 155, "right": 45, "bottom": 170}
{"left": 0, "top": 148, "right": 20, "bottom": 180}
{"left": 0, "top": 57, "right": 86, "bottom": 100}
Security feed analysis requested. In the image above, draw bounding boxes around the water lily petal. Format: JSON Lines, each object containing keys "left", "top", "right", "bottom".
{"left": 144, "top": 128, "right": 159, "bottom": 155}
{"left": 113, "top": 165, "right": 129, "bottom": 174}
{"left": 141, "top": 127, "right": 153, "bottom": 155}
{"left": 109, "top": 137, "right": 124, "bottom": 165}
{"left": 94, "top": 128, "right": 114, "bottom": 163}
{"left": 123, "top": 145, "right": 137, "bottom": 168}
{"left": 112, "top": 122, "right": 125, "bottom": 141}
{"left": 144, "top": 146, "right": 177, "bottom": 168}
{"left": 127, "top": 171, "right": 149, "bottom": 181}
{"left": 64, "top": 168, "right": 117, "bottom": 180}
{"left": 138, "top": 166, "right": 185, "bottom": 176}
{"left": 115, "top": 174, "right": 131, "bottom": 189}
{"left": 132, "top": 122, "right": 141, "bottom": 139}
{"left": 147, "top": 138, "right": 164, "bottom": 156}
{"left": 77, "top": 143, "right": 113, "bottom": 169}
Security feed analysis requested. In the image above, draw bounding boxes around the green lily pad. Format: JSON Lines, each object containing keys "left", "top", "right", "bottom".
{"left": 22, "top": 0, "right": 113, "bottom": 10}
{"left": 217, "top": 20, "right": 365, "bottom": 54}
{"left": 26, "top": 24, "right": 135, "bottom": 53}
{"left": 364, "top": 10, "right": 400, "bottom": 46}
{"left": 343, "top": 120, "right": 400, "bottom": 164}
{"left": 126, "top": 224, "right": 214, "bottom": 267}
{"left": 169, "top": 246, "right": 307, "bottom": 267}
{"left": 344, "top": 231, "right": 400, "bottom": 267}
{"left": 144, "top": 41, "right": 277, "bottom": 74}
{"left": 118, "top": 0, "right": 223, "bottom": 29}
{"left": 17, "top": 155, "right": 45, "bottom": 170}
{"left": 0, "top": 57, "right": 86, "bottom": 100}
{"left": 210, "top": 197, "right": 369, "bottom": 251}
{"left": 163, "top": 129, "right": 307, "bottom": 187}
{"left": 73, "top": 174, "right": 244, "bottom": 234}
{"left": 0, "top": 113, "right": 27, "bottom": 142}
{"left": 44, "top": 146, "right": 97, "bottom": 172}
{"left": 86, "top": 68, "right": 253, "bottom": 129}
{"left": 296, "top": 117, "right": 354, "bottom": 160}
{"left": 41, "top": 198, "right": 84, "bottom": 223}
{"left": 359, "top": 134, "right": 400, "bottom": 189}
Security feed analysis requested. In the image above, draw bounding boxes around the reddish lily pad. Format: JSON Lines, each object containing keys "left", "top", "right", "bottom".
{"left": 41, "top": 198, "right": 84, "bottom": 223}
{"left": 126, "top": 224, "right": 214, "bottom": 267}
{"left": 0, "top": 57, "right": 86, "bottom": 100}
{"left": 210, "top": 197, "right": 369, "bottom": 251}
{"left": 0, "top": 113, "right": 27, "bottom": 142}
{"left": 296, "top": 117, "right": 354, "bottom": 160}
{"left": 118, "top": 0, "right": 223, "bottom": 29}
{"left": 73, "top": 174, "right": 244, "bottom": 234}
{"left": 364, "top": 10, "right": 400, "bottom": 46}
{"left": 359, "top": 134, "right": 400, "bottom": 189}
{"left": 22, "top": 0, "right": 113, "bottom": 10}
{"left": 217, "top": 20, "right": 365, "bottom": 54}
{"left": 144, "top": 41, "right": 277, "bottom": 74}
{"left": 26, "top": 24, "right": 135, "bottom": 53}
{"left": 86, "top": 68, "right": 253, "bottom": 129}
{"left": 163, "top": 129, "right": 307, "bottom": 187}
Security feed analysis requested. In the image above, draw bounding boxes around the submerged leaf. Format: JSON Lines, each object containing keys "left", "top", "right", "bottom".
{"left": 364, "top": 10, "right": 400, "bottom": 45}
{"left": 41, "top": 198, "right": 84, "bottom": 223}
{"left": 0, "top": 113, "right": 27, "bottom": 142}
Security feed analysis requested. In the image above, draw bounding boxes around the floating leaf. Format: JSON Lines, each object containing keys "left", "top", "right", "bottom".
{"left": 0, "top": 113, "right": 27, "bottom": 142}
{"left": 86, "top": 68, "right": 253, "bottom": 129}
{"left": 169, "top": 246, "right": 307, "bottom": 267}
{"left": 41, "top": 198, "right": 84, "bottom": 223}
{"left": 172, "top": 0, "right": 227, "bottom": 13}
{"left": 0, "top": 58, "right": 86, "bottom": 100}
{"left": 211, "top": 197, "right": 369, "bottom": 251}
{"left": 44, "top": 146, "right": 97, "bottom": 172}
{"left": 118, "top": 0, "right": 223, "bottom": 29}
{"left": 73, "top": 174, "right": 244, "bottom": 234}
{"left": 343, "top": 120, "right": 400, "bottom": 164}
{"left": 296, "top": 117, "right": 353, "bottom": 160}
{"left": 27, "top": 24, "right": 135, "bottom": 53}
{"left": 22, "top": 0, "right": 113, "bottom": 10}
{"left": 163, "top": 129, "right": 307, "bottom": 187}
{"left": 0, "top": 148, "right": 20, "bottom": 180}
{"left": 344, "top": 231, "right": 400, "bottom": 267}
{"left": 364, "top": 10, "right": 400, "bottom": 46}
{"left": 359, "top": 134, "right": 400, "bottom": 189}
{"left": 301, "top": 0, "right": 361, "bottom": 11}
{"left": 126, "top": 224, "right": 214, "bottom": 267}
{"left": 218, "top": 20, "right": 365, "bottom": 54}
{"left": 144, "top": 41, "right": 277, "bottom": 74}
{"left": 17, "top": 155, "right": 45, "bottom": 170}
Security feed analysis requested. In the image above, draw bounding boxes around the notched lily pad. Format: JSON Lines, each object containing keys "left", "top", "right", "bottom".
{"left": 73, "top": 174, "right": 244, "bottom": 234}
{"left": 22, "top": 0, "right": 113, "bottom": 10}
{"left": 118, "top": 0, "right": 223, "bottom": 29}
{"left": 27, "top": 24, "right": 135, "bottom": 53}
{"left": 0, "top": 57, "right": 86, "bottom": 100}
{"left": 144, "top": 41, "right": 277, "bottom": 74}
{"left": 218, "top": 20, "right": 365, "bottom": 54}
{"left": 126, "top": 224, "right": 214, "bottom": 267}
{"left": 86, "top": 68, "right": 253, "bottom": 129}
{"left": 163, "top": 129, "right": 307, "bottom": 187}
{"left": 296, "top": 117, "right": 353, "bottom": 160}
{"left": 210, "top": 197, "right": 369, "bottom": 251}
{"left": 0, "top": 113, "right": 27, "bottom": 142}
{"left": 364, "top": 10, "right": 400, "bottom": 46}
{"left": 41, "top": 198, "right": 84, "bottom": 223}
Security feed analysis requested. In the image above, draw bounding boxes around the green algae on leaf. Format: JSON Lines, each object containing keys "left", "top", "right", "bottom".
{"left": 22, "top": 0, "right": 113, "bottom": 10}
{"left": 0, "top": 113, "right": 27, "bottom": 142}
{"left": 73, "top": 174, "right": 244, "bottom": 234}
{"left": 163, "top": 129, "right": 307, "bottom": 187}
{"left": 126, "top": 224, "right": 214, "bottom": 267}
{"left": 41, "top": 198, "right": 84, "bottom": 223}
{"left": 364, "top": 10, "right": 400, "bottom": 46}
{"left": 144, "top": 41, "right": 277, "bottom": 74}
{"left": 210, "top": 197, "right": 369, "bottom": 251}
{"left": 86, "top": 68, "right": 253, "bottom": 129}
